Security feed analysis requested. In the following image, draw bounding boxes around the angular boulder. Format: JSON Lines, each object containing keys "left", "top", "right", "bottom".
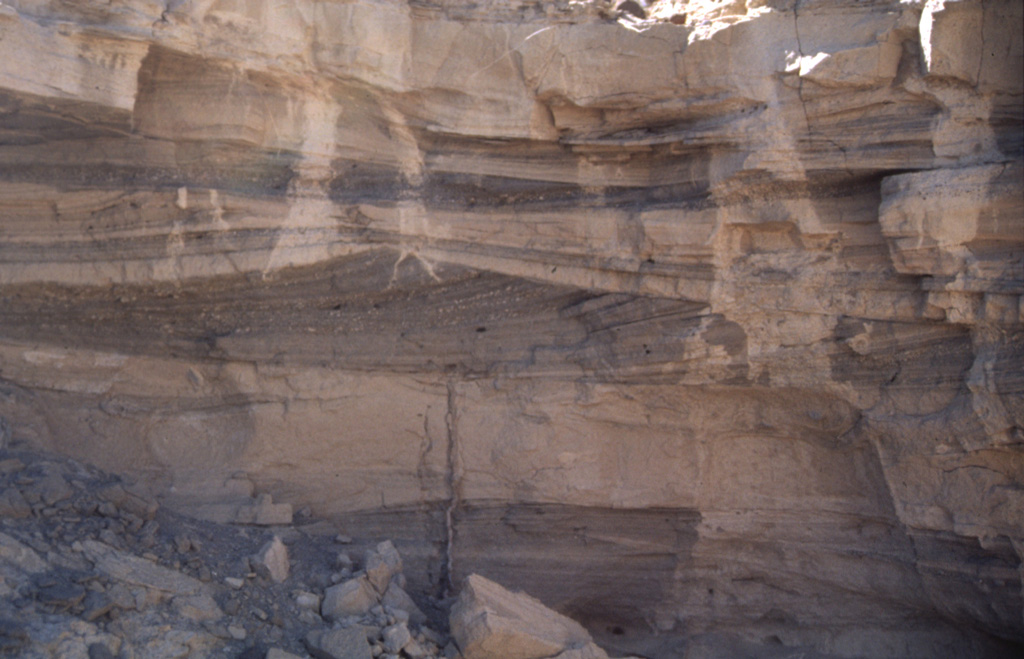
{"left": 253, "top": 535, "right": 289, "bottom": 583}
{"left": 364, "top": 539, "right": 403, "bottom": 594}
{"left": 449, "top": 574, "right": 608, "bottom": 659}
{"left": 321, "top": 575, "right": 378, "bottom": 621}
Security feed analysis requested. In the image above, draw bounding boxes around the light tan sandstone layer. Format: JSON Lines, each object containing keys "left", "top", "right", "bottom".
{"left": 0, "top": 0, "right": 1021, "bottom": 656}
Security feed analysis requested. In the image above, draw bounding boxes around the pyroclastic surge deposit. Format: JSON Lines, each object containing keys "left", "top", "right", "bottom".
{"left": 0, "top": 1, "right": 1021, "bottom": 657}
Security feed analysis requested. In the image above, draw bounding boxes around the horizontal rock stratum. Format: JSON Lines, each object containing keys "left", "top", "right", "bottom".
{"left": 0, "top": 0, "right": 1021, "bottom": 656}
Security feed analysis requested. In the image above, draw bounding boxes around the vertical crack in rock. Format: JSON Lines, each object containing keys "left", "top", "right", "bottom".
{"left": 975, "top": 0, "right": 986, "bottom": 87}
{"left": 416, "top": 406, "right": 435, "bottom": 502}
{"left": 792, "top": 0, "right": 850, "bottom": 173}
{"left": 441, "top": 379, "right": 463, "bottom": 597}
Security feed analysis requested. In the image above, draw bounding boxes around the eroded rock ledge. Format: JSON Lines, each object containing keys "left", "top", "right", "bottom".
{"left": 0, "top": 0, "right": 1022, "bottom": 656}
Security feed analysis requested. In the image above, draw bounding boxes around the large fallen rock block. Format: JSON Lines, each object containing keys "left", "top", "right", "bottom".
{"left": 365, "top": 539, "right": 403, "bottom": 594}
{"left": 449, "top": 574, "right": 609, "bottom": 659}
{"left": 321, "top": 575, "right": 379, "bottom": 620}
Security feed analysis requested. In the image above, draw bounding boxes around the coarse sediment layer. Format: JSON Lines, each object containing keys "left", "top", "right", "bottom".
{"left": 0, "top": 1, "right": 1022, "bottom": 656}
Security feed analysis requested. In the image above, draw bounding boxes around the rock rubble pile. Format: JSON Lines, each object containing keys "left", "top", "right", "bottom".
{"left": 0, "top": 448, "right": 632, "bottom": 659}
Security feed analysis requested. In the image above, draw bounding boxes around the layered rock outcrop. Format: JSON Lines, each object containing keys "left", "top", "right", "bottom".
{"left": 0, "top": 0, "right": 1021, "bottom": 656}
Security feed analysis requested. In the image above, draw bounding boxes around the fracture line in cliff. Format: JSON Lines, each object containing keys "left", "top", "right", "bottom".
{"left": 441, "top": 379, "right": 463, "bottom": 597}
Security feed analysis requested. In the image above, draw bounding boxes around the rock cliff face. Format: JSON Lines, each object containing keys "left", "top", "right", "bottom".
{"left": 0, "top": 0, "right": 1021, "bottom": 655}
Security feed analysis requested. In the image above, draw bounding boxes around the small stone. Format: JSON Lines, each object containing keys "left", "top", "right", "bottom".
{"left": 107, "top": 584, "right": 135, "bottom": 610}
{"left": 131, "top": 587, "right": 149, "bottom": 611}
{"left": 174, "top": 534, "right": 192, "bottom": 554}
{"left": 97, "top": 502, "right": 118, "bottom": 518}
{"left": 81, "top": 591, "right": 114, "bottom": 621}
{"left": 294, "top": 590, "right": 320, "bottom": 609}
{"left": 0, "top": 458, "right": 25, "bottom": 473}
{"left": 123, "top": 513, "right": 144, "bottom": 533}
{"left": 77, "top": 499, "right": 98, "bottom": 515}
{"left": 0, "top": 488, "right": 31, "bottom": 518}
{"left": 335, "top": 552, "right": 353, "bottom": 570}
{"left": 253, "top": 535, "right": 289, "bottom": 583}
{"left": 96, "top": 484, "right": 158, "bottom": 520}
{"left": 420, "top": 627, "right": 446, "bottom": 647}
{"left": 381, "top": 623, "right": 411, "bottom": 654}
{"left": 87, "top": 643, "right": 116, "bottom": 659}
{"left": 297, "top": 609, "right": 322, "bottom": 626}
{"left": 321, "top": 576, "right": 378, "bottom": 621}
{"left": 223, "top": 598, "right": 241, "bottom": 616}
{"left": 364, "top": 540, "right": 402, "bottom": 595}
{"left": 35, "top": 472, "right": 73, "bottom": 505}
{"left": 381, "top": 583, "right": 426, "bottom": 626}
{"left": 228, "top": 624, "right": 247, "bottom": 640}
{"left": 38, "top": 582, "right": 86, "bottom": 609}
{"left": 225, "top": 577, "right": 245, "bottom": 589}
{"left": 335, "top": 534, "right": 353, "bottom": 544}
{"left": 305, "top": 626, "right": 373, "bottom": 659}
{"left": 201, "top": 622, "right": 233, "bottom": 640}
{"left": 403, "top": 638, "right": 429, "bottom": 659}
{"left": 173, "top": 593, "right": 223, "bottom": 622}
{"left": 0, "top": 532, "right": 48, "bottom": 573}
{"left": 266, "top": 650, "right": 305, "bottom": 659}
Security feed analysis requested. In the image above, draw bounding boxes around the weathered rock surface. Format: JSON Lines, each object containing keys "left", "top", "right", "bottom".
{"left": 0, "top": 0, "right": 1021, "bottom": 656}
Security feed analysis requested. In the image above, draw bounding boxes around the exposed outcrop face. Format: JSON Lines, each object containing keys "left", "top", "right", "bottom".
{"left": 0, "top": 0, "right": 1021, "bottom": 656}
